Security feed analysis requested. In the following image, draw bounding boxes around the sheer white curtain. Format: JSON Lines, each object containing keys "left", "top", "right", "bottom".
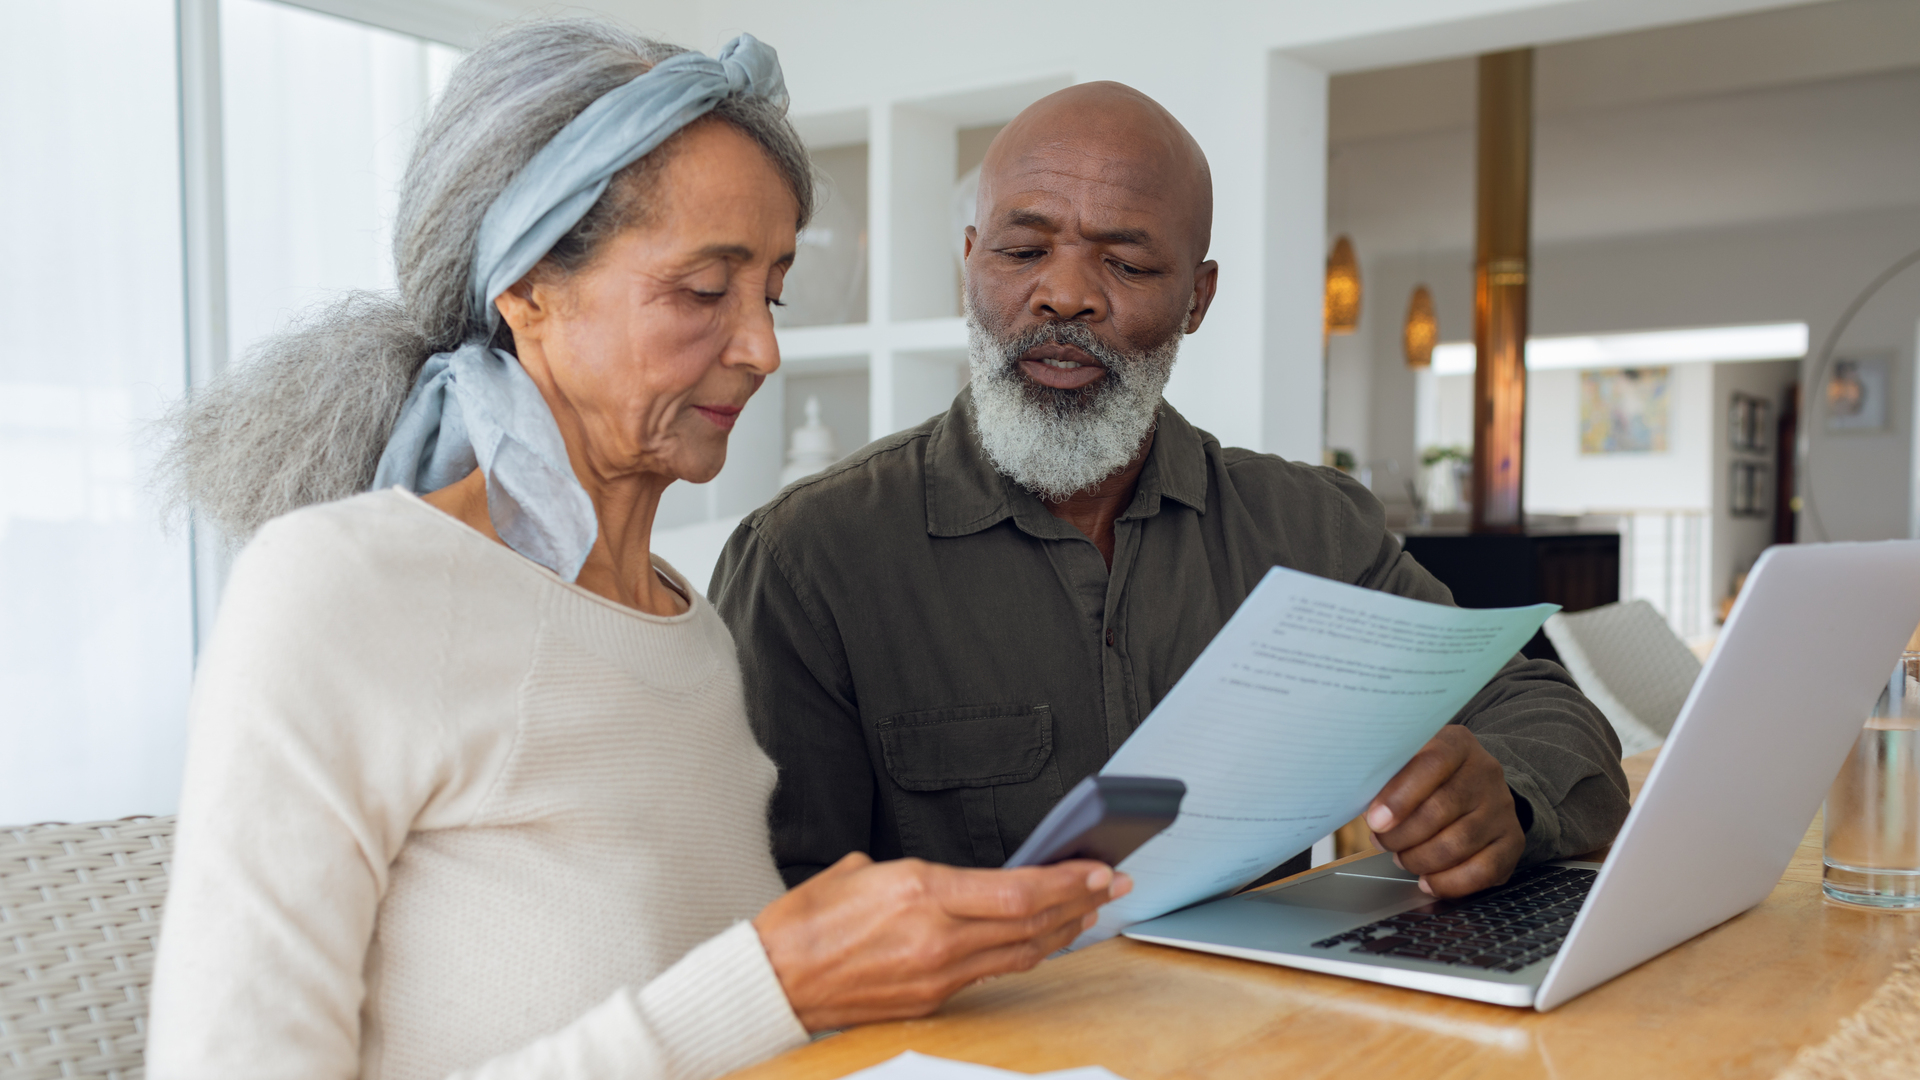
{"left": 0, "top": 0, "right": 193, "bottom": 823}
{"left": 0, "top": 0, "right": 461, "bottom": 824}
{"left": 223, "top": 0, "right": 459, "bottom": 358}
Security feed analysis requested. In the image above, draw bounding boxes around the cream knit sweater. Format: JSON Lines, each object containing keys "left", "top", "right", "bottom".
{"left": 146, "top": 489, "right": 808, "bottom": 1080}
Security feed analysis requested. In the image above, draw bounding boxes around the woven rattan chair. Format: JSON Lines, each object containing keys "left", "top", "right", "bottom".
{"left": 1, "top": 817, "right": 173, "bottom": 1080}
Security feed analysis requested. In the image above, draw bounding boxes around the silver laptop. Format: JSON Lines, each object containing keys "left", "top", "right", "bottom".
{"left": 1123, "top": 541, "right": 1920, "bottom": 1010}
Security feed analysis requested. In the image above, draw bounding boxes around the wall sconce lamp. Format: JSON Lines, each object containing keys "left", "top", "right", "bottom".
{"left": 1404, "top": 285, "right": 1437, "bottom": 368}
{"left": 1324, "top": 235, "right": 1360, "bottom": 335}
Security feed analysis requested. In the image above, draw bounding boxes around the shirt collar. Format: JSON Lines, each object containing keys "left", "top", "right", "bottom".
{"left": 925, "top": 387, "right": 1210, "bottom": 539}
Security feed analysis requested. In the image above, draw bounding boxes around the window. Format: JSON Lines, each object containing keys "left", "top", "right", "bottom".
{"left": 0, "top": 0, "right": 192, "bottom": 822}
{"left": 0, "top": 0, "right": 460, "bottom": 823}
{"left": 222, "top": 0, "right": 459, "bottom": 355}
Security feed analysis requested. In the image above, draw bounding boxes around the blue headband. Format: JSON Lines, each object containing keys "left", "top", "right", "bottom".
{"left": 372, "top": 34, "right": 788, "bottom": 582}
{"left": 470, "top": 34, "right": 788, "bottom": 327}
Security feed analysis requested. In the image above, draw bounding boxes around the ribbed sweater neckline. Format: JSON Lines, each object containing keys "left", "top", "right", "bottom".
{"left": 381, "top": 487, "right": 705, "bottom": 627}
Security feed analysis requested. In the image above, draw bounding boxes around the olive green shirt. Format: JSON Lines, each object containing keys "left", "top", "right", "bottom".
{"left": 711, "top": 390, "right": 1629, "bottom": 886}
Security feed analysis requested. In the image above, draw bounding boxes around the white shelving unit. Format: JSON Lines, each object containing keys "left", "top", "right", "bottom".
{"left": 786, "top": 73, "right": 1072, "bottom": 437}
{"left": 655, "top": 72, "right": 1072, "bottom": 559}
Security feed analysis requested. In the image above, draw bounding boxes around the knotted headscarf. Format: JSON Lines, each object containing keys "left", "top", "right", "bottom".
{"left": 372, "top": 34, "right": 788, "bottom": 582}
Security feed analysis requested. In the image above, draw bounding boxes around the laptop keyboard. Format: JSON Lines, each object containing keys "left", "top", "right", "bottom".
{"left": 1308, "top": 864, "right": 1598, "bottom": 974}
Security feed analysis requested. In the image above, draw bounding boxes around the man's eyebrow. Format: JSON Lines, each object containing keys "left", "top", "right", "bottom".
{"left": 1085, "top": 226, "right": 1153, "bottom": 247}
{"left": 1001, "top": 208, "right": 1057, "bottom": 231}
{"left": 998, "top": 210, "right": 1155, "bottom": 248}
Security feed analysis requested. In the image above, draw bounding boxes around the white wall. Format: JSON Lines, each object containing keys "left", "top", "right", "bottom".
{"left": 610, "top": 0, "right": 1814, "bottom": 463}
{"left": 1419, "top": 373, "right": 1478, "bottom": 457}
{"left": 1416, "top": 362, "right": 1739, "bottom": 515}
{"left": 1323, "top": 250, "right": 1376, "bottom": 464}
{"left": 1533, "top": 208, "right": 1920, "bottom": 543}
{"left": 1370, "top": 251, "right": 1475, "bottom": 503}
{"left": 613, "top": 0, "right": 1835, "bottom": 576}
{"left": 1525, "top": 363, "right": 1714, "bottom": 513}
{"left": 1712, "top": 360, "right": 1799, "bottom": 604}
{"left": 1363, "top": 204, "right": 1920, "bottom": 541}
{"left": 1330, "top": 64, "right": 1920, "bottom": 254}
{"left": 1419, "top": 360, "right": 1729, "bottom": 636}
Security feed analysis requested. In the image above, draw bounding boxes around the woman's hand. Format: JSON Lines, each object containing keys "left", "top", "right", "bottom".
{"left": 752, "top": 852, "right": 1130, "bottom": 1032}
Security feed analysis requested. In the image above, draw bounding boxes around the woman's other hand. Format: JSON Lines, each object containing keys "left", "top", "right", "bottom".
{"left": 752, "top": 853, "right": 1130, "bottom": 1031}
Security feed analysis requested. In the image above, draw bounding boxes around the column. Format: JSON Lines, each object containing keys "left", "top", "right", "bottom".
{"left": 1470, "top": 49, "right": 1533, "bottom": 533}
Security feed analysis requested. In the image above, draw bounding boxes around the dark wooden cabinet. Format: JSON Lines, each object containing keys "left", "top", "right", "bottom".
{"left": 1399, "top": 531, "right": 1620, "bottom": 664}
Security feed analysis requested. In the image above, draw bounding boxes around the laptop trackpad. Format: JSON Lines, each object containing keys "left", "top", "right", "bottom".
{"left": 1251, "top": 872, "right": 1426, "bottom": 914}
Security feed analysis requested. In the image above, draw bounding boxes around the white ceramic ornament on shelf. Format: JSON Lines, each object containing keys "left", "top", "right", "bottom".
{"left": 779, "top": 395, "right": 841, "bottom": 486}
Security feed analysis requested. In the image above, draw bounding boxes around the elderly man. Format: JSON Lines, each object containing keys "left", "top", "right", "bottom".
{"left": 712, "top": 82, "right": 1628, "bottom": 900}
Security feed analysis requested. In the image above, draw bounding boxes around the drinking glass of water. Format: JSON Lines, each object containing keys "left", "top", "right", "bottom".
{"left": 1824, "top": 632, "right": 1920, "bottom": 908}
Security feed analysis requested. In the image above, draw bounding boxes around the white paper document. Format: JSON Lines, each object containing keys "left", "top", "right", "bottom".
{"left": 1084, "top": 566, "right": 1555, "bottom": 942}
{"left": 835, "top": 1050, "right": 1126, "bottom": 1079}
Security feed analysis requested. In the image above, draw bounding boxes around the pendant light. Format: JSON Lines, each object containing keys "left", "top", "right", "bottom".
{"left": 1404, "top": 285, "right": 1437, "bottom": 368}
{"left": 1324, "top": 235, "right": 1360, "bottom": 335}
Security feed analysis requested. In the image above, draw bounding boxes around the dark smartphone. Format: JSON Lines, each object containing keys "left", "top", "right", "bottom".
{"left": 1003, "top": 774, "right": 1186, "bottom": 868}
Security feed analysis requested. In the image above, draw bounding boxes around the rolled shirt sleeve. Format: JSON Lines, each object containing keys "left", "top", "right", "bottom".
{"left": 1356, "top": 529, "right": 1630, "bottom": 862}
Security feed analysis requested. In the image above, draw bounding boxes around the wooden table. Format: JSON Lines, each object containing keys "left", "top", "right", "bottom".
{"left": 731, "top": 749, "right": 1920, "bottom": 1080}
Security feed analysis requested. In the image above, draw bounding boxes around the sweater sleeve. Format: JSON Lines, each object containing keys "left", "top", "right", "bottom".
{"left": 147, "top": 513, "right": 441, "bottom": 1080}
{"left": 146, "top": 504, "right": 807, "bottom": 1080}
{"left": 449, "top": 923, "right": 806, "bottom": 1080}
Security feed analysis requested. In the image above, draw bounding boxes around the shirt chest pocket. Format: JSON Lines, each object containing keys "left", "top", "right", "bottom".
{"left": 876, "top": 704, "right": 1061, "bottom": 867}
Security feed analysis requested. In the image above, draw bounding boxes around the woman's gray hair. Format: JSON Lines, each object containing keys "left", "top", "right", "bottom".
{"left": 155, "top": 17, "right": 813, "bottom": 541}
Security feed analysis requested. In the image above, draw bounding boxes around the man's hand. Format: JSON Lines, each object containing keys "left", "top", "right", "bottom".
{"left": 1365, "top": 726, "right": 1525, "bottom": 899}
{"left": 753, "top": 852, "right": 1129, "bottom": 1032}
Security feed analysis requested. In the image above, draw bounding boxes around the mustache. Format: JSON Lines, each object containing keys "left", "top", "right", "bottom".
{"left": 992, "top": 321, "right": 1133, "bottom": 381}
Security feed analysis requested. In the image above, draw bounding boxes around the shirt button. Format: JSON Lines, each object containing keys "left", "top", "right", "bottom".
{"left": 1105, "top": 628, "right": 1116, "bottom": 647}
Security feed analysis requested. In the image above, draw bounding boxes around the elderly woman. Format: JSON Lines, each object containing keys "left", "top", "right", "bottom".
{"left": 146, "top": 20, "right": 1124, "bottom": 1080}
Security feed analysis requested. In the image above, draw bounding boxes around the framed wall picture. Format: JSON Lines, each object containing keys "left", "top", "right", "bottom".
{"left": 1581, "top": 367, "right": 1671, "bottom": 454}
{"left": 1826, "top": 355, "right": 1889, "bottom": 432}
{"left": 1730, "top": 460, "right": 1770, "bottom": 517}
{"left": 1728, "top": 392, "right": 1771, "bottom": 453}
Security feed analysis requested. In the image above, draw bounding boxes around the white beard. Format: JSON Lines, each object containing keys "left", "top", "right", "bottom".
{"left": 965, "top": 310, "right": 1180, "bottom": 502}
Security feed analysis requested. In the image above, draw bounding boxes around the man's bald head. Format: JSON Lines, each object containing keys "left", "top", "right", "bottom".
{"left": 979, "top": 81, "right": 1213, "bottom": 262}
{"left": 960, "top": 82, "right": 1221, "bottom": 503}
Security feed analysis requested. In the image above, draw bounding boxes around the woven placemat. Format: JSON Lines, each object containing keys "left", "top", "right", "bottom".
{"left": 1777, "top": 938, "right": 1920, "bottom": 1080}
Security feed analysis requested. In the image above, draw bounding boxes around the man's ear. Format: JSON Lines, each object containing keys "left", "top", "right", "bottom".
{"left": 963, "top": 225, "right": 977, "bottom": 262}
{"left": 1184, "top": 260, "right": 1220, "bottom": 334}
